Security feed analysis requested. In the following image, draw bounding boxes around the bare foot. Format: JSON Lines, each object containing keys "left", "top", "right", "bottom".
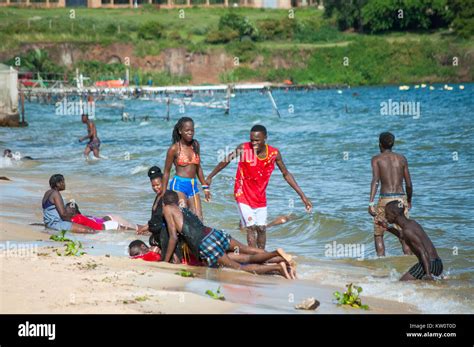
{"left": 277, "top": 248, "right": 293, "bottom": 265}
{"left": 279, "top": 262, "right": 291, "bottom": 279}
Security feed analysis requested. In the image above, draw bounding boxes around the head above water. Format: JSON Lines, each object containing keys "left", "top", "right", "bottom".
{"left": 172, "top": 117, "right": 198, "bottom": 153}
{"left": 148, "top": 166, "right": 163, "bottom": 194}
{"left": 49, "top": 174, "right": 65, "bottom": 190}
{"left": 385, "top": 200, "right": 405, "bottom": 224}
{"left": 163, "top": 190, "right": 179, "bottom": 206}
{"left": 250, "top": 125, "right": 267, "bottom": 152}
{"left": 3, "top": 149, "right": 12, "bottom": 158}
{"left": 379, "top": 132, "right": 395, "bottom": 151}
{"left": 81, "top": 114, "right": 89, "bottom": 124}
{"left": 128, "top": 240, "right": 149, "bottom": 257}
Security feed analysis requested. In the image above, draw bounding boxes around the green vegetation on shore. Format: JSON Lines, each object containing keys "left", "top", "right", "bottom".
{"left": 0, "top": 6, "right": 472, "bottom": 86}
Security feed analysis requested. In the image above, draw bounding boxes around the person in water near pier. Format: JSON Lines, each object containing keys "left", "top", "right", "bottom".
{"left": 369, "top": 132, "right": 413, "bottom": 256}
{"left": 162, "top": 190, "right": 296, "bottom": 279}
{"left": 384, "top": 201, "right": 443, "bottom": 281}
{"left": 79, "top": 113, "right": 101, "bottom": 159}
{"left": 42, "top": 174, "right": 96, "bottom": 234}
{"left": 162, "top": 117, "right": 210, "bottom": 220}
{"left": 206, "top": 124, "right": 312, "bottom": 249}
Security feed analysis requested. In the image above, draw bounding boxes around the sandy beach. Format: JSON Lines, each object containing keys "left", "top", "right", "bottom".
{"left": 0, "top": 215, "right": 417, "bottom": 314}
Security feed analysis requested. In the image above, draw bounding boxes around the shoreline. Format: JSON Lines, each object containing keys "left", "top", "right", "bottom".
{"left": 0, "top": 215, "right": 418, "bottom": 314}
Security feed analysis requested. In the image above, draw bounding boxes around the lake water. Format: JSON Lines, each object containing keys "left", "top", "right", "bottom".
{"left": 1, "top": 83, "right": 473, "bottom": 313}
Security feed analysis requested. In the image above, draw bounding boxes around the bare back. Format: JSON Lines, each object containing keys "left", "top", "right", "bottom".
{"left": 373, "top": 151, "right": 407, "bottom": 194}
{"left": 402, "top": 220, "right": 439, "bottom": 260}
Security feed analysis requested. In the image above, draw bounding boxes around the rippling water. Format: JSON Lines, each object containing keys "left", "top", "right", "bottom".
{"left": 1, "top": 83, "right": 473, "bottom": 313}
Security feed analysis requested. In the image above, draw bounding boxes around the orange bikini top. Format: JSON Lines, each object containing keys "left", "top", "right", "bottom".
{"left": 176, "top": 142, "right": 200, "bottom": 166}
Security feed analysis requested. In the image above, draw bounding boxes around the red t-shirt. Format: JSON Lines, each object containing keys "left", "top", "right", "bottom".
{"left": 234, "top": 142, "right": 279, "bottom": 208}
{"left": 132, "top": 251, "right": 162, "bottom": 262}
{"left": 71, "top": 214, "right": 103, "bottom": 230}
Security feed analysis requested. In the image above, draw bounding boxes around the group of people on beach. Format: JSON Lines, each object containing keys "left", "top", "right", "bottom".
{"left": 41, "top": 114, "right": 443, "bottom": 281}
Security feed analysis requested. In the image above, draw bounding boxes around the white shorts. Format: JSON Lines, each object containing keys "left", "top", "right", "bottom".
{"left": 237, "top": 202, "right": 267, "bottom": 227}
{"left": 103, "top": 221, "right": 119, "bottom": 230}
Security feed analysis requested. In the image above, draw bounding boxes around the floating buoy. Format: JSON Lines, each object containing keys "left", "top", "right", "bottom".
{"left": 415, "top": 85, "right": 420, "bottom": 89}
{"left": 421, "top": 84, "right": 427, "bottom": 88}
{"left": 459, "top": 85, "right": 465, "bottom": 90}
{"left": 444, "top": 84, "right": 453, "bottom": 91}
{"left": 399, "top": 85, "right": 410, "bottom": 91}
{"left": 337, "top": 90, "right": 343, "bottom": 94}
{"left": 429, "top": 86, "right": 435, "bottom": 90}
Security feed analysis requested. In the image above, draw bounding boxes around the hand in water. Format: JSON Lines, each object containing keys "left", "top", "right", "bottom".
{"left": 302, "top": 196, "right": 312, "bottom": 212}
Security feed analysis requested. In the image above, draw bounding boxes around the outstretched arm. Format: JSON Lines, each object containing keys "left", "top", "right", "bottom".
{"left": 206, "top": 143, "right": 243, "bottom": 186}
{"left": 163, "top": 206, "right": 178, "bottom": 263}
{"left": 275, "top": 151, "right": 312, "bottom": 212}
{"left": 369, "top": 157, "right": 380, "bottom": 216}
{"left": 403, "top": 156, "right": 413, "bottom": 209}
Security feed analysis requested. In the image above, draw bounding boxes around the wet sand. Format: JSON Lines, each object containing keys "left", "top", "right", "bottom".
{"left": 0, "top": 176, "right": 418, "bottom": 314}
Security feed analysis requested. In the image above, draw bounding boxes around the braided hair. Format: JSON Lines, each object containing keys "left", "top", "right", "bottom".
{"left": 172, "top": 117, "right": 199, "bottom": 154}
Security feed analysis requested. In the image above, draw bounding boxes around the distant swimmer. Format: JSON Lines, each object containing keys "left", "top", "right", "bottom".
{"left": 384, "top": 201, "right": 443, "bottom": 281}
{"left": 206, "top": 124, "right": 312, "bottom": 249}
{"left": 79, "top": 113, "right": 101, "bottom": 159}
{"left": 369, "top": 132, "right": 413, "bottom": 257}
{"left": 3, "top": 149, "right": 33, "bottom": 160}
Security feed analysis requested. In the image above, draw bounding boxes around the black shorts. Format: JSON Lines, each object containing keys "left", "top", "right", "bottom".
{"left": 408, "top": 258, "right": 443, "bottom": 279}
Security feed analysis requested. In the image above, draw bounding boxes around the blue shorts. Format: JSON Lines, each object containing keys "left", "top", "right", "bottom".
{"left": 169, "top": 176, "right": 199, "bottom": 199}
{"left": 199, "top": 229, "right": 231, "bottom": 268}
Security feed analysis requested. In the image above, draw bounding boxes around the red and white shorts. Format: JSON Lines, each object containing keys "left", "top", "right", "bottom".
{"left": 237, "top": 202, "right": 267, "bottom": 227}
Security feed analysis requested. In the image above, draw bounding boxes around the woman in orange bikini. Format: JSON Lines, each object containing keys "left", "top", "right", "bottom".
{"left": 162, "top": 117, "right": 210, "bottom": 220}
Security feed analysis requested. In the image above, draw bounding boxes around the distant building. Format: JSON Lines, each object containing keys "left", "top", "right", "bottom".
{"left": 0, "top": 64, "right": 19, "bottom": 127}
{"left": 0, "top": 0, "right": 322, "bottom": 9}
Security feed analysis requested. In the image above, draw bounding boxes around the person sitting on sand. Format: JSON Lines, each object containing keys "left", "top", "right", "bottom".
{"left": 79, "top": 113, "right": 101, "bottom": 159}
{"left": 65, "top": 202, "right": 138, "bottom": 231}
{"left": 162, "top": 190, "right": 296, "bottom": 279}
{"left": 384, "top": 200, "right": 443, "bottom": 281}
{"left": 42, "top": 174, "right": 96, "bottom": 234}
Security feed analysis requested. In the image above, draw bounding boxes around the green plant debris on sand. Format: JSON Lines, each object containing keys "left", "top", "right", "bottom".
{"left": 50, "top": 230, "right": 86, "bottom": 257}
{"left": 205, "top": 287, "right": 225, "bottom": 301}
{"left": 135, "top": 295, "right": 150, "bottom": 302}
{"left": 50, "top": 230, "right": 72, "bottom": 242}
{"left": 333, "top": 283, "right": 369, "bottom": 310}
{"left": 175, "top": 269, "right": 195, "bottom": 278}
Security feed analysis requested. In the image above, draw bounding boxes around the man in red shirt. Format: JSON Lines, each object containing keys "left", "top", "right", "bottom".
{"left": 206, "top": 125, "right": 312, "bottom": 249}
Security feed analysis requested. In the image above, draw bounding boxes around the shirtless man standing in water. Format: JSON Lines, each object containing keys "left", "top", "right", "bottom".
{"left": 79, "top": 114, "right": 101, "bottom": 159}
{"left": 369, "top": 132, "right": 413, "bottom": 256}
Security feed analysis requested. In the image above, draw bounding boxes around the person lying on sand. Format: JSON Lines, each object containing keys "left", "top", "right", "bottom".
{"left": 128, "top": 240, "right": 162, "bottom": 262}
{"left": 162, "top": 190, "right": 296, "bottom": 279}
{"left": 65, "top": 202, "right": 139, "bottom": 231}
{"left": 42, "top": 174, "right": 96, "bottom": 234}
{"left": 128, "top": 239, "right": 202, "bottom": 265}
{"left": 384, "top": 200, "right": 443, "bottom": 281}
